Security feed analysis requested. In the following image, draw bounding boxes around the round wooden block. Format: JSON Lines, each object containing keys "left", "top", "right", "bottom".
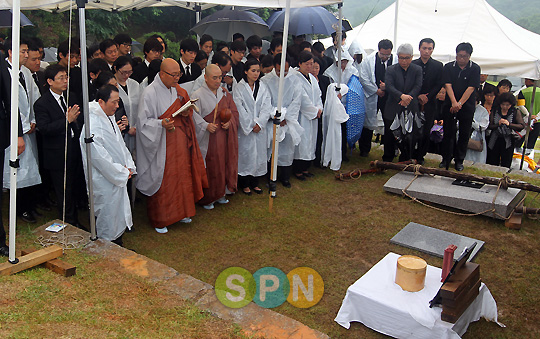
{"left": 395, "top": 255, "right": 427, "bottom": 292}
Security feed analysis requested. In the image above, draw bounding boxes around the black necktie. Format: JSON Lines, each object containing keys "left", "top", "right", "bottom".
{"left": 186, "top": 65, "right": 191, "bottom": 77}
{"left": 60, "top": 96, "right": 67, "bottom": 113}
{"left": 19, "top": 72, "right": 27, "bottom": 93}
{"left": 32, "top": 73, "right": 39, "bottom": 88}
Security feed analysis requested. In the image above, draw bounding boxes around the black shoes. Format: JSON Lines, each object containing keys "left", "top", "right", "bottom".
{"left": 439, "top": 161, "right": 448, "bottom": 169}
{"left": 294, "top": 174, "right": 306, "bottom": 181}
{"left": 19, "top": 211, "right": 36, "bottom": 223}
{"left": 455, "top": 162, "right": 464, "bottom": 171}
{"left": 280, "top": 180, "right": 291, "bottom": 188}
{"left": 303, "top": 172, "right": 315, "bottom": 178}
{"left": 0, "top": 245, "right": 9, "bottom": 257}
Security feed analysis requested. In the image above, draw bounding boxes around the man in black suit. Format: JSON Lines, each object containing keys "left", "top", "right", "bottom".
{"left": 178, "top": 38, "right": 201, "bottom": 84}
{"left": 478, "top": 73, "right": 497, "bottom": 105}
{"left": 411, "top": 38, "right": 443, "bottom": 164}
{"left": 130, "top": 37, "right": 163, "bottom": 83}
{"left": 383, "top": 43, "right": 423, "bottom": 162}
{"left": 57, "top": 39, "right": 83, "bottom": 105}
{"left": 0, "top": 47, "right": 25, "bottom": 256}
{"left": 34, "top": 64, "right": 83, "bottom": 227}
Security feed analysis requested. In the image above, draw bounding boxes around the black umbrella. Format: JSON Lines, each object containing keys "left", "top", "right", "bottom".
{"left": 267, "top": 7, "right": 351, "bottom": 36}
{"left": 0, "top": 10, "right": 33, "bottom": 28}
{"left": 191, "top": 9, "right": 270, "bottom": 41}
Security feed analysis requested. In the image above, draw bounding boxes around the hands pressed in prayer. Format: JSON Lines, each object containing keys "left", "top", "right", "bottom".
{"left": 253, "top": 124, "right": 261, "bottom": 133}
{"left": 223, "top": 75, "right": 233, "bottom": 86}
{"left": 207, "top": 123, "right": 218, "bottom": 133}
{"left": 499, "top": 118, "right": 509, "bottom": 126}
{"left": 17, "top": 136, "right": 25, "bottom": 155}
{"left": 66, "top": 104, "right": 80, "bottom": 123}
{"left": 117, "top": 115, "right": 128, "bottom": 131}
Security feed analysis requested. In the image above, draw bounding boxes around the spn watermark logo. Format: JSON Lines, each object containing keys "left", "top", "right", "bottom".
{"left": 215, "top": 267, "right": 324, "bottom": 309}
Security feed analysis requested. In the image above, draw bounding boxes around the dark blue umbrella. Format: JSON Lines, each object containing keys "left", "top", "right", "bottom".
{"left": 267, "top": 7, "right": 351, "bottom": 36}
{"left": 0, "top": 10, "right": 33, "bottom": 28}
{"left": 191, "top": 9, "right": 270, "bottom": 41}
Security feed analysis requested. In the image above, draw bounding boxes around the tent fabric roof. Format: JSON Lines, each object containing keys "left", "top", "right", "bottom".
{"left": 0, "top": 0, "right": 341, "bottom": 11}
{"left": 324, "top": 0, "right": 540, "bottom": 79}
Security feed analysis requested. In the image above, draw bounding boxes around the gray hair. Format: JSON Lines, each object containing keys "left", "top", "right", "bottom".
{"left": 397, "top": 43, "right": 413, "bottom": 56}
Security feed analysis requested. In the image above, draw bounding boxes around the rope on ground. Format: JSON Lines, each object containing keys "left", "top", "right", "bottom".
{"left": 35, "top": 232, "right": 89, "bottom": 250}
{"left": 400, "top": 166, "right": 527, "bottom": 221}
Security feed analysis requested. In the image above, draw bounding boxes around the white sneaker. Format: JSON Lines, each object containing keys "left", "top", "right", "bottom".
{"left": 155, "top": 227, "right": 168, "bottom": 234}
{"left": 180, "top": 217, "right": 192, "bottom": 223}
{"left": 203, "top": 203, "right": 214, "bottom": 210}
{"left": 216, "top": 197, "right": 229, "bottom": 204}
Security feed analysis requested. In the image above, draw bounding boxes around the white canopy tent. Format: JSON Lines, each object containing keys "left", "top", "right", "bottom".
{"left": 322, "top": 0, "right": 540, "bottom": 79}
{"left": 0, "top": 0, "right": 343, "bottom": 263}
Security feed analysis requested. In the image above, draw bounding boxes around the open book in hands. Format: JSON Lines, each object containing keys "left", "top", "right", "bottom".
{"left": 172, "top": 98, "right": 200, "bottom": 117}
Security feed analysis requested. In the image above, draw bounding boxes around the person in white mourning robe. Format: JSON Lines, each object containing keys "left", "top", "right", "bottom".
{"left": 260, "top": 53, "right": 303, "bottom": 188}
{"left": 465, "top": 98, "right": 490, "bottom": 164}
{"left": 80, "top": 85, "right": 136, "bottom": 244}
{"left": 3, "top": 39, "right": 41, "bottom": 222}
{"left": 322, "top": 84, "right": 349, "bottom": 170}
{"left": 291, "top": 51, "right": 323, "bottom": 180}
{"left": 113, "top": 56, "right": 140, "bottom": 153}
{"left": 323, "top": 49, "right": 358, "bottom": 161}
{"left": 358, "top": 39, "right": 395, "bottom": 157}
{"left": 233, "top": 59, "right": 273, "bottom": 194}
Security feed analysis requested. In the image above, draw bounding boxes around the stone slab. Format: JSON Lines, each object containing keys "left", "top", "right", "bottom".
{"left": 383, "top": 172, "right": 525, "bottom": 219}
{"left": 390, "top": 222, "right": 484, "bottom": 261}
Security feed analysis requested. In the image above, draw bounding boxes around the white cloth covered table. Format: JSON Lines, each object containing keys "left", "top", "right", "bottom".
{"left": 335, "top": 252, "right": 499, "bottom": 338}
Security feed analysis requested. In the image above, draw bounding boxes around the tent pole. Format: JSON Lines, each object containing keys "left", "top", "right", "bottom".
{"left": 269, "top": 0, "right": 290, "bottom": 211}
{"left": 8, "top": 0, "right": 21, "bottom": 264}
{"left": 77, "top": 0, "right": 97, "bottom": 240}
{"left": 520, "top": 83, "right": 537, "bottom": 170}
{"left": 195, "top": 4, "right": 201, "bottom": 43}
{"left": 394, "top": 0, "right": 399, "bottom": 46}
{"left": 337, "top": 3, "right": 342, "bottom": 87}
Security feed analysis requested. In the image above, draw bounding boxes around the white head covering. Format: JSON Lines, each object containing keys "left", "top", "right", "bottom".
{"left": 348, "top": 40, "right": 365, "bottom": 58}
{"left": 333, "top": 47, "right": 353, "bottom": 62}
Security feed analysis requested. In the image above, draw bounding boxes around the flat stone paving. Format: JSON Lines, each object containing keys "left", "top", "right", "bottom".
{"left": 33, "top": 221, "right": 329, "bottom": 339}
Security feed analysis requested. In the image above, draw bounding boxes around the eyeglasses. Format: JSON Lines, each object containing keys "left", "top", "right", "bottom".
{"left": 163, "top": 70, "right": 181, "bottom": 78}
{"left": 118, "top": 69, "right": 133, "bottom": 76}
{"left": 121, "top": 43, "right": 132, "bottom": 48}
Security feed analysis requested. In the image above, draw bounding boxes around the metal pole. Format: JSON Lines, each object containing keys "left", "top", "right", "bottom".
{"left": 336, "top": 3, "right": 343, "bottom": 87}
{"left": 77, "top": 0, "right": 97, "bottom": 240}
{"left": 195, "top": 4, "right": 201, "bottom": 43}
{"left": 520, "top": 83, "right": 537, "bottom": 170}
{"left": 269, "top": 0, "right": 290, "bottom": 210}
{"left": 8, "top": 0, "right": 21, "bottom": 264}
{"left": 394, "top": 0, "right": 399, "bottom": 46}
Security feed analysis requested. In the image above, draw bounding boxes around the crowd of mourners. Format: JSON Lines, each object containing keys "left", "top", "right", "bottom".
{"left": 0, "top": 28, "right": 537, "bottom": 253}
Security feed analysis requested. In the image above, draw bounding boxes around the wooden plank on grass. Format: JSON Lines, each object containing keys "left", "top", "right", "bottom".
{"left": 0, "top": 245, "right": 63, "bottom": 276}
{"left": 21, "top": 249, "right": 76, "bottom": 277}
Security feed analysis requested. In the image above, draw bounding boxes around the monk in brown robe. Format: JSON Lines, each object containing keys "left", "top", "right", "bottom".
{"left": 136, "top": 58, "right": 208, "bottom": 233}
{"left": 192, "top": 64, "right": 239, "bottom": 209}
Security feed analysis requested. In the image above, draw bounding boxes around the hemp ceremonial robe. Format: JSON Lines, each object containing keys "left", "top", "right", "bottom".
{"left": 290, "top": 69, "right": 323, "bottom": 161}
{"left": 80, "top": 101, "right": 136, "bottom": 241}
{"left": 3, "top": 65, "right": 41, "bottom": 189}
{"left": 136, "top": 76, "right": 207, "bottom": 228}
{"left": 260, "top": 69, "right": 303, "bottom": 166}
{"left": 233, "top": 79, "right": 273, "bottom": 177}
{"left": 117, "top": 78, "right": 140, "bottom": 152}
{"left": 191, "top": 82, "right": 239, "bottom": 205}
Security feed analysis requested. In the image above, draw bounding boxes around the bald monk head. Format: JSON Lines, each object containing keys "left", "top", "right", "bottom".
{"left": 204, "top": 64, "right": 222, "bottom": 93}
{"left": 159, "top": 58, "right": 181, "bottom": 89}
